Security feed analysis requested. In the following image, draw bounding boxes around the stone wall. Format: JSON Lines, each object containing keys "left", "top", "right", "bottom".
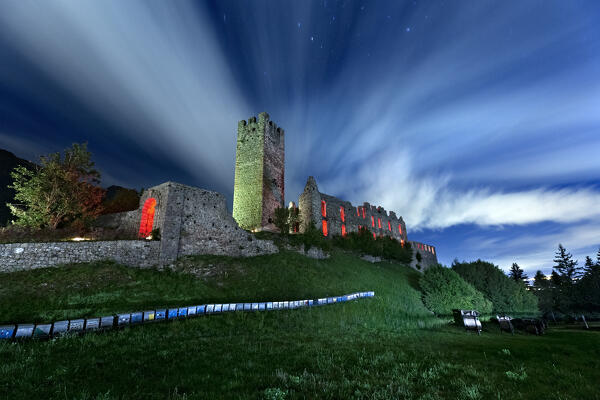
{"left": 409, "top": 241, "right": 438, "bottom": 271}
{"left": 298, "top": 176, "right": 407, "bottom": 243}
{"left": 0, "top": 240, "right": 160, "bottom": 273}
{"left": 232, "top": 112, "right": 284, "bottom": 231}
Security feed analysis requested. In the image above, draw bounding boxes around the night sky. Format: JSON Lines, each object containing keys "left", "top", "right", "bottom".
{"left": 1, "top": 1, "right": 600, "bottom": 276}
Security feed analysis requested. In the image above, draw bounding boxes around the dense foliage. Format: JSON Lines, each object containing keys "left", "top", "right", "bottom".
{"left": 100, "top": 185, "right": 140, "bottom": 214}
{"left": 7, "top": 143, "right": 104, "bottom": 229}
{"left": 452, "top": 259, "right": 538, "bottom": 314}
{"left": 534, "top": 245, "right": 600, "bottom": 316}
{"left": 419, "top": 265, "right": 492, "bottom": 315}
{"left": 273, "top": 206, "right": 301, "bottom": 234}
{"left": 332, "top": 226, "right": 412, "bottom": 264}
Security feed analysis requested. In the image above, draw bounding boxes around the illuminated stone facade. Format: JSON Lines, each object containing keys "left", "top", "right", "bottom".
{"left": 298, "top": 176, "right": 438, "bottom": 270}
{"left": 233, "top": 112, "right": 284, "bottom": 231}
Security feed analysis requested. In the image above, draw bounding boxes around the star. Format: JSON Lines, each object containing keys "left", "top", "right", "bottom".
{"left": 406, "top": 27, "right": 411, "bottom": 32}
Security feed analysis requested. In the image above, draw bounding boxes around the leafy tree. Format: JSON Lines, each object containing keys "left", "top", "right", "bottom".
{"left": 420, "top": 265, "right": 492, "bottom": 315}
{"left": 553, "top": 244, "right": 581, "bottom": 284}
{"left": 583, "top": 256, "right": 597, "bottom": 276}
{"left": 272, "top": 206, "right": 301, "bottom": 235}
{"left": 452, "top": 259, "right": 538, "bottom": 314}
{"left": 533, "top": 270, "right": 553, "bottom": 313}
{"left": 509, "top": 263, "right": 528, "bottom": 283}
{"left": 7, "top": 143, "right": 104, "bottom": 229}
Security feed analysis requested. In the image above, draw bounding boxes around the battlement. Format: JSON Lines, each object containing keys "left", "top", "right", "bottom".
{"left": 238, "top": 112, "right": 284, "bottom": 136}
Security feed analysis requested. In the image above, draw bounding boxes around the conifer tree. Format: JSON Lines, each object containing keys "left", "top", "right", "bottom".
{"left": 552, "top": 244, "right": 581, "bottom": 284}
{"left": 509, "top": 262, "right": 528, "bottom": 283}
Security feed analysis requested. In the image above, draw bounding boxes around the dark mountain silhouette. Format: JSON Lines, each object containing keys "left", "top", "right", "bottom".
{"left": 0, "top": 149, "right": 35, "bottom": 226}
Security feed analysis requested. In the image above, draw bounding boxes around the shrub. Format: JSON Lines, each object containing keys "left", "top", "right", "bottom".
{"left": 452, "top": 260, "right": 538, "bottom": 314}
{"left": 420, "top": 265, "right": 492, "bottom": 315}
{"left": 331, "top": 227, "right": 412, "bottom": 264}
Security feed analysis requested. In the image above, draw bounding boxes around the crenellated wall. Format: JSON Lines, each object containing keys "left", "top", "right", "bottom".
{"left": 233, "top": 112, "right": 284, "bottom": 231}
{"left": 298, "top": 176, "right": 438, "bottom": 270}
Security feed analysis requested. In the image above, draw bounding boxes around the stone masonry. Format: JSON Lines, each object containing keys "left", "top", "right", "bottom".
{"left": 232, "top": 112, "right": 285, "bottom": 231}
{"left": 298, "top": 176, "right": 438, "bottom": 269}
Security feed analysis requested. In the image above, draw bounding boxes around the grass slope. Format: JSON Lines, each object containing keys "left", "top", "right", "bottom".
{"left": 0, "top": 251, "right": 598, "bottom": 399}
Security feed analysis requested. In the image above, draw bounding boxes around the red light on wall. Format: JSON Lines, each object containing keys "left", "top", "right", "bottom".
{"left": 371, "top": 216, "right": 375, "bottom": 227}
{"left": 401, "top": 239, "right": 405, "bottom": 247}
{"left": 388, "top": 221, "right": 391, "bottom": 231}
{"left": 341, "top": 224, "right": 347, "bottom": 236}
{"left": 340, "top": 206, "right": 345, "bottom": 222}
{"left": 378, "top": 218, "right": 382, "bottom": 229}
{"left": 373, "top": 232, "right": 376, "bottom": 240}
{"left": 432, "top": 248, "right": 435, "bottom": 255}
{"left": 398, "top": 224, "right": 403, "bottom": 235}
{"left": 321, "top": 200, "right": 327, "bottom": 217}
{"left": 322, "top": 220, "right": 328, "bottom": 236}
{"left": 356, "top": 207, "right": 360, "bottom": 216}
{"left": 138, "top": 197, "right": 157, "bottom": 238}
{"left": 362, "top": 207, "right": 366, "bottom": 218}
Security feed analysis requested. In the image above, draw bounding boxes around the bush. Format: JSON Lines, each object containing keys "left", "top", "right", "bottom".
{"left": 331, "top": 227, "right": 412, "bottom": 264}
{"left": 452, "top": 260, "right": 538, "bottom": 314}
{"left": 420, "top": 265, "right": 492, "bottom": 316}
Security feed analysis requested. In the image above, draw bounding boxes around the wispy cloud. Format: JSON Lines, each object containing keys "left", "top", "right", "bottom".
{"left": 0, "top": 0, "right": 249, "bottom": 193}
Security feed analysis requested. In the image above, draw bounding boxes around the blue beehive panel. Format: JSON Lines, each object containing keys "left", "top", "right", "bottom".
{"left": 243, "top": 303, "right": 251, "bottom": 311}
{"left": 236, "top": 303, "right": 244, "bottom": 311}
{"left": 33, "top": 324, "right": 52, "bottom": 338}
{"left": 196, "top": 305, "right": 205, "bottom": 315}
{"left": 369, "top": 291, "right": 375, "bottom": 297}
{"left": 309, "top": 300, "right": 314, "bottom": 306}
{"left": 168, "top": 309, "right": 178, "bottom": 319}
{"left": 143, "top": 311, "right": 156, "bottom": 322}
{"left": 251, "top": 303, "right": 259, "bottom": 311}
{"left": 69, "top": 319, "right": 85, "bottom": 332}
{"left": 0, "top": 325, "right": 16, "bottom": 340}
{"left": 318, "top": 298, "right": 326, "bottom": 305}
{"left": 258, "top": 303, "right": 265, "bottom": 310}
{"left": 272, "top": 302, "right": 279, "bottom": 309}
{"left": 206, "top": 304, "right": 215, "bottom": 313}
{"left": 188, "top": 306, "right": 197, "bottom": 316}
{"left": 131, "top": 312, "right": 143, "bottom": 324}
{"left": 266, "top": 302, "right": 273, "bottom": 310}
{"left": 229, "top": 304, "right": 236, "bottom": 311}
{"left": 222, "top": 304, "right": 230, "bottom": 312}
{"left": 117, "top": 314, "right": 131, "bottom": 326}
{"left": 155, "top": 310, "right": 166, "bottom": 320}
{"left": 85, "top": 318, "right": 100, "bottom": 331}
{"left": 52, "top": 320, "right": 69, "bottom": 334}
{"left": 15, "top": 324, "right": 34, "bottom": 338}
{"left": 178, "top": 308, "right": 188, "bottom": 318}
{"left": 100, "top": 316, "right": 115, "bottom": 328}
{"left": 214, "top": 304, "right": 222, "bottom": 313}
{"left": 284, "top": 301, "right": 290, "bottom": 309}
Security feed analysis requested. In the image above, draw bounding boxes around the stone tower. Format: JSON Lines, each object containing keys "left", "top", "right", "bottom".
{"left": 233, "top": 112, "right": 285, "bottom": 230}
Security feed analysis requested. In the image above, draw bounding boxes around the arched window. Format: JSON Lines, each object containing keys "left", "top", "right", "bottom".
{"left": 321, "top": 200, "right": 327, "bottom": 217}
{"left": 388, "top": 221, "right": 392, "bottom": 231}
{"left": 398, "top": 224, "right": 403, "bottom": 235}
{"left": 362, "top": 207, "right": 366, "bottom": 219}
{"left": 371, "top": 216, "right": 375, "bottom": 227}
{"left": 377, "top": 218, "right": 382, "bottom": 229}
{"left": 340, "top": 206, "right": 345, "bottom": 222}
{"left": 322, "top": 220, "right": 328, "bottom": 236}
{"left": 139, "top": 198, "right": 157, "bottom": 238}
{"left": 341, "top": 224, "right": 347, "bottom": 236}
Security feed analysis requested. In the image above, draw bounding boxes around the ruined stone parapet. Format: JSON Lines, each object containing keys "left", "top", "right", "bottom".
{"left": 409, "top": 241, "right": 438, "bottom": 271}
{"left": 233, "top": 112, "right": 284, "bottom": 231}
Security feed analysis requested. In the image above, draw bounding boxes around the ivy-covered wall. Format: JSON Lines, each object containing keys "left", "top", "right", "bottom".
{"left": 233, "top": 116, "right": 265, "bottom": 230}
{"left": 232, "top": 112, "right": 285, "bottom": 231}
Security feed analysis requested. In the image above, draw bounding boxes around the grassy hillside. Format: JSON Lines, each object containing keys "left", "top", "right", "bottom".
{"left": 0, "top": 251, "right": 598, "bottom": 399}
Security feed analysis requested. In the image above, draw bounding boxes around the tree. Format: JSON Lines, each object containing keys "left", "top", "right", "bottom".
{"left": 273, "top": 206, "right": 301, "bottom": 235}
{"left": 7, "top": 143, "right": 104, "bottom": 229}
{"left": 583, "top": 256, "right": 597, "bottom": 276}
{"left": 509, "top": 263, "right": 528, "bottom": 283}
{"left": 452, "top": 259, "right": 538, "bottom": 314}
{"left": 553, "top": 244, "right": 581, "bottom": 284}
{"left": 533, "top": 270, "right": 549, "bottom": 289}
{"left": 420, "top": 265, "right": 492, "bottom": 316}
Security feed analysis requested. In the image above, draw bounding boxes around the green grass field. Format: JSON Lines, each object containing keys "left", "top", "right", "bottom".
{"left": 1, "top": 251, "right": 598, "bottom": 399}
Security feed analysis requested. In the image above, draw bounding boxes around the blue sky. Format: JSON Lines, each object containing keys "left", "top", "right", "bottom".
{"left": 1, "top": 1, "right": 599, "bottom": 276}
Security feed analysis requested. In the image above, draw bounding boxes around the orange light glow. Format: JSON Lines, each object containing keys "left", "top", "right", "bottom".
{"left": 398, "top": 224, "right": 403, "bottom": 235}
{"left": 341, "top": 224, "right": 347, "bottom": 236}
{"left": 139, "top": 198, "right": 157, "bottom": 238}
{"left": 371, "top": 216, "right": 375, "bottom": 227}
{"left": 340, "top": 206, "right": 345, "bottom": 222}
{"left": 321, "top": 200, "right": 327, "bottom": 217}
{"left": 388, "top": 221, "right": 391, "bottom": 231}
{"left": 362, "top": 207, "right": 366, "bottom": 218}
{"left": 378, "top": 218, "right": 382, "bottom": 229}
{"left": 322, "top": 220, "right": 328, "bottom": 236}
